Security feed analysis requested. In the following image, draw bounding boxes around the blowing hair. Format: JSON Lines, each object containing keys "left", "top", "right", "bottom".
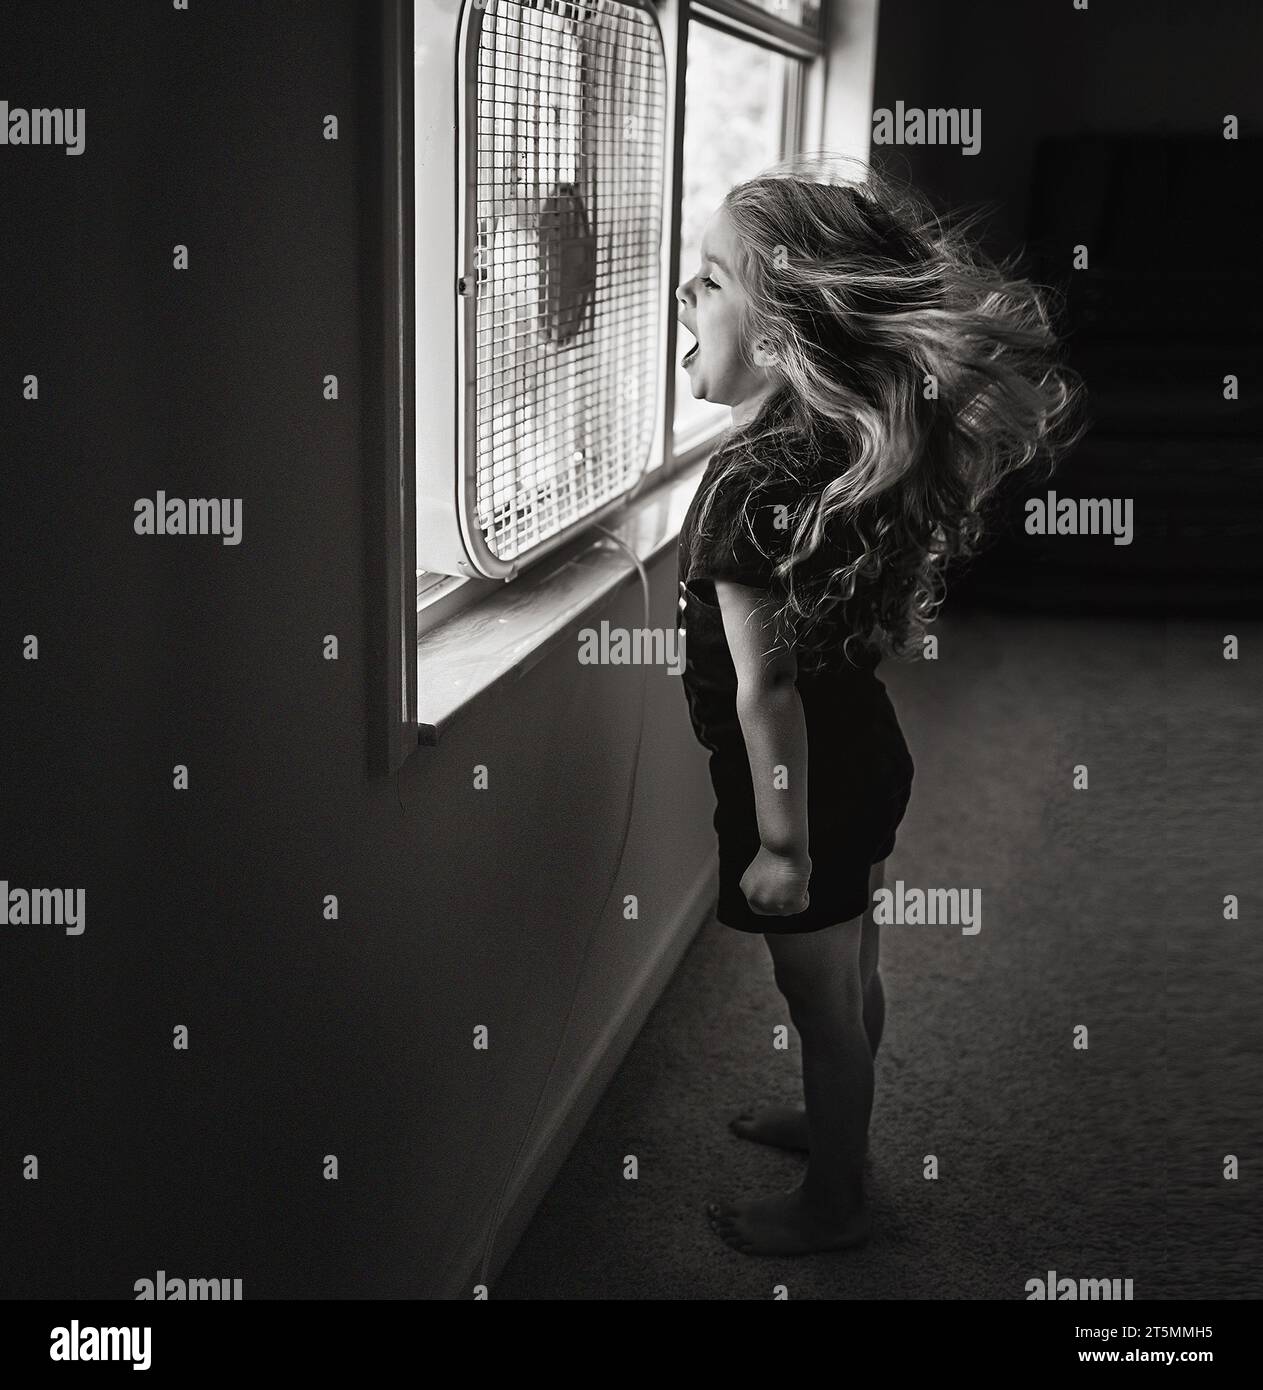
{"left": 690, "top": 153, "right": 1085, "bottom": 667}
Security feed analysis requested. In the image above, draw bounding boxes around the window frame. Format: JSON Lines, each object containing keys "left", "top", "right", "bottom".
{"left": 666, "top": 9, "right": 812, "bottom": 457}
{"left": 417, "top": 0, "right": 827, "bottom": 639}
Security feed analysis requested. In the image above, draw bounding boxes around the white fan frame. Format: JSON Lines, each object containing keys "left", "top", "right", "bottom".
{"left": 414, "top": 0, "right": 668, "bottom": 581}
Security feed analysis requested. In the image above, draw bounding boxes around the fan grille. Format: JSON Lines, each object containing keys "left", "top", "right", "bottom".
{"left": 467, "top": 0, "right": 665, "bottom": 564}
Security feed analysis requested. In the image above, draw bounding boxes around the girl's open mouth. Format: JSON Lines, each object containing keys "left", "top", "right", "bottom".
{"left": 682, "top": 334, "right": 699, "bottom": 367}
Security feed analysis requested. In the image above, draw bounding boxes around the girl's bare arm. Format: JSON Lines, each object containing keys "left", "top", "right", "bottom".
{"left": 714, "top": 579, "right": 809, "bottom": 860}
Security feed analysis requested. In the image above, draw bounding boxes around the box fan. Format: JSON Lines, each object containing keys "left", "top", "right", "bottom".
{"left": 415, "top": 0, "right": 668, "bottom": 580}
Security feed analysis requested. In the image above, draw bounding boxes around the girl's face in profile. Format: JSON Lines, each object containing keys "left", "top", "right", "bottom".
{"left": 676, "top": 206, "right": 778, "bottom": 417}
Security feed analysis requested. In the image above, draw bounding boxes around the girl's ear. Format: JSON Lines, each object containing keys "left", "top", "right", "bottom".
{"left": 752, "top": 339, "right": 780, "bottom": 370}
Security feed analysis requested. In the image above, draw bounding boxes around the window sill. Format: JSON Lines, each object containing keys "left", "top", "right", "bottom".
{"left": 416, "top": 453, "right": 714, "bottom": 746}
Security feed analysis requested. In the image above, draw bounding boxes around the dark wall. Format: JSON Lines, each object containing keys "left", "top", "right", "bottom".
{"left": 868, "top": 0, "right": 1263, "bottom": 612}
{"left": 2, "top": 0, "right": 377, "bottom": 1298}
{"left": 870, "top": 0, "right": 1263, "bottom": 257}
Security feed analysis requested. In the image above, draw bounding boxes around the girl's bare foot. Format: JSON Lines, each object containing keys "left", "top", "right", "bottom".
{"left": 705, "top": 1185, "right": 871, "bottom": 1256}
{"left": 728, "top": 1105, "right": 810, "bottom": 1152}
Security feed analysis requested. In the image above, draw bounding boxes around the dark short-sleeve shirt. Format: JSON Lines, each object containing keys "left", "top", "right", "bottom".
{"left": 682, "top": 470, "right": 804, "bottom": 592}
{"left": 676, "top": 441, "right": 883, "bottom": 750}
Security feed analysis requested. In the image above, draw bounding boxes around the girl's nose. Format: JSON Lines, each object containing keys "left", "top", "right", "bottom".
{"left": 675, "top": 280, "right": 693, "bottom": 307}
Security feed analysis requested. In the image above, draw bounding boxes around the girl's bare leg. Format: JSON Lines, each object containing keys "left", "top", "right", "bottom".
{"left": 709, "top": 871, "right": 884, "bottom": 1254}
{"left": 729, "top": 860, "right": 886, "bottom": 1153}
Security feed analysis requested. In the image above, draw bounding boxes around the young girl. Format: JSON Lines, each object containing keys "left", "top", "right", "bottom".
{"left": 674, "top": 158, "right": 1080, "bottom": 1256}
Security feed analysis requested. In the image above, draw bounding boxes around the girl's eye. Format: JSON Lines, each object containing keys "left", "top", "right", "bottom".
{"left": 702, "top": 276, "right": 719, "bottom": 290}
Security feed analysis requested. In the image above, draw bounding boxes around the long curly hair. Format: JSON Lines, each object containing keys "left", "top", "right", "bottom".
{"left": 689, "top": 154, "right": 1085, "bottom": 667}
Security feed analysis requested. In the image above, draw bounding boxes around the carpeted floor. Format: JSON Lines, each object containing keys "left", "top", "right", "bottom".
{"left": 496, "top": 612, "right": 1263, "bottom": 1299}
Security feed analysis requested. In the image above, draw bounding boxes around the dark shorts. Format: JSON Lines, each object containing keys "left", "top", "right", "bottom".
{"left": 703, "top": 685, "right": 914, "bottom": 935}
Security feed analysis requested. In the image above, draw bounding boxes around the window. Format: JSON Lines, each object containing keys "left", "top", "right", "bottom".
{"left": 674, "top": 21, "right": 800, "bottom": 444}
{"left": 747, "top": 0, "right": 823, "bottom": 30}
